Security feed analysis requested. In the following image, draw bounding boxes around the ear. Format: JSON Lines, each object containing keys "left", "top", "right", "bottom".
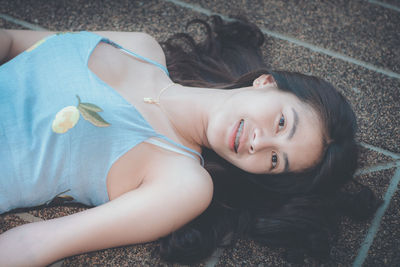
{"left": 253, "top": 74, "right": 276, "bottom": 88}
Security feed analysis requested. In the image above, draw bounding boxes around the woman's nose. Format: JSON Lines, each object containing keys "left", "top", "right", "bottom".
{"left": 249, "top": 128, "right": 275, "bottom": 154}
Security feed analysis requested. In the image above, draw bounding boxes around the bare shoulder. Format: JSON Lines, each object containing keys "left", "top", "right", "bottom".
{"left": 95, "top": 31, "right": 166, "bottom": 66}
{"left": 148, "top": 156, "right": 214, "bottom": 209}
{"left": 4, "top": 29, "right": 56, "bottom": 60}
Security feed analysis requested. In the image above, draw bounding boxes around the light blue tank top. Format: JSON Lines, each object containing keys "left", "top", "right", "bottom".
{"left": 0, "top": 31, "right": 204, "bottom": 213}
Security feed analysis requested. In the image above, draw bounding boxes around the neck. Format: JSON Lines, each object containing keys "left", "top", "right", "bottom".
{"left": 159, "top": 84, "right": 230, "bottom": 151}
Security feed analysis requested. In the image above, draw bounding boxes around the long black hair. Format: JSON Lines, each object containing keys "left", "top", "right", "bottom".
{"left": 158, "top": 15, "right": 381, "bottom": 264}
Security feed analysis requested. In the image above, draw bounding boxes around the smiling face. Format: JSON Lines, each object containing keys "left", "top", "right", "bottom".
{"left": 206, "top": 75, "right": 325, "bottom": 174}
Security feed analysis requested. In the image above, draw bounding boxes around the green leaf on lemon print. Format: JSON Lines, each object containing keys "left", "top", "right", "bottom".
{"left": 76, "top": 95, "right": 110, "bottom": 127}
{"left": 78, "top": 107, "right": 111, "bottom": 127}
{"left": 79, "top": 102, "right": 103, "bottom": 112}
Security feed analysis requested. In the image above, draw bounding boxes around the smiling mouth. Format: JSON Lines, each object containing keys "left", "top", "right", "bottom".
{"left": 234, "top": 119, "right": 244, "bottom": 153}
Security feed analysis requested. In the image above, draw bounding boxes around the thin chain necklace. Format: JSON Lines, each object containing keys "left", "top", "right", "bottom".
{"left": 142, "top": 82, "right": 202, "bottom": 162}
{"left": 143, "top": 82, "right": 176, "bottom": 105}
{"left": 143, "top": 82, "right": 204, "bottom": 165}
{"left": 142, "top": 81, "right": 181, "bottom": 137}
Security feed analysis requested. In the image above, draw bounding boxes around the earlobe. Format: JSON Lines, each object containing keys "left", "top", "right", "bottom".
{"left": 253, "top": 74, "right": 276, "bottom": 88}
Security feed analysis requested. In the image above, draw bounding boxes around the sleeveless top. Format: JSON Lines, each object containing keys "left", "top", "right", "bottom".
{"left": 0, "top": 31, "right": 204, "bottom": 214}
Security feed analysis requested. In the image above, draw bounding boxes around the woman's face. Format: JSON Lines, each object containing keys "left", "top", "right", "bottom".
{"left": 206, "top": 74, "right": 325, "bottom": 174}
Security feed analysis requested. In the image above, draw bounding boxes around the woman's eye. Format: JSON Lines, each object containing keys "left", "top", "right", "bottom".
{"left": 278, "top": 114, "right": 285, "bottom": 130}
{"left": 271, "top": 153, "right": 278, "bottom": 169}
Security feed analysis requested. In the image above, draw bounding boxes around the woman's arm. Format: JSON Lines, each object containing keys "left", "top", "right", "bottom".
{"left": 0, "top": 29, "right": 13, "bottom": 64}
{"left": 0, "top": 30, "right": 55, "bottom": 63}
{"left": 1, "top": 29, "right": 165, "bottom": 66}
{"left": 0, "top": 161, "right": 213, "bottom": 266}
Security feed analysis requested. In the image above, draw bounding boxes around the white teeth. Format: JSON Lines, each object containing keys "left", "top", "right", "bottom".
{"left": 234, "top": 120, "right": 244, "bottom": 152}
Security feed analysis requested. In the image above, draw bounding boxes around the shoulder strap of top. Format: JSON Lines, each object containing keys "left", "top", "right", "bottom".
{"left": 149, "top": 136, "right": 205, "bottom": 166}
{"left": 144, "top": 138, "right": 200, "bottom": 163}
{"left": 101, "top": 38, "right": 170, "bottom": 77}
{"left": 86, "top": 33, "right": 203, "bottom": 166}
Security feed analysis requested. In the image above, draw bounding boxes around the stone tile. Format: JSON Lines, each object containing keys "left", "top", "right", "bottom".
{"left": 216, "top": 168, "right": 394, "bottom": 266}
{"left": 364, "top": 178, "right": 400, "bottom": 266}
{"left": 181, "top": 0, "right": 400, "bottom": 73}
{"left": 0, "top": 0, "right": 208, "bottom": 41}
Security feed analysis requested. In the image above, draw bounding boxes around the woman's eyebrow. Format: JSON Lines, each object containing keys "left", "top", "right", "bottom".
{"left": 287, "top": 108, "right": 299, "bottom": 140}
{"left": 283, "top": 108, "right": 298, "bottom": 172}
{"left": 283, "top": 152, "right": 290, "bottom": 172}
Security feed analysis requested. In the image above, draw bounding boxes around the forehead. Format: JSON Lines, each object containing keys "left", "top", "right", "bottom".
{"left": 258, "top": 87, "right": 303, "bottom": 105}
{"left": 287, "top": 105, "right": 324, "bottom": 172}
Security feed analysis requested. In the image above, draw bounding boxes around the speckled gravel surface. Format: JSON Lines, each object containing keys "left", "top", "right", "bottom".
{"left": 0, "top": 18, "right": 24, "bottom": 29}
{"left": 1, "top": 0, "right": 399, "bottom": 266}
{"left": 0, "top": 214, "right": 27, "bottom": 234}
{"left": 179, "top": 0, "right": 400, "bottom": 73}
{"left": 364, "top": 189, "right": 400, "bottom": 266}
{"left": 357, "top": 145, "right": 395, "bottom": 169}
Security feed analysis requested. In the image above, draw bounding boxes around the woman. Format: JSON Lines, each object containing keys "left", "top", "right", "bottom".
{"left": 0, "top": 16, "right": 379, "bottom": 265}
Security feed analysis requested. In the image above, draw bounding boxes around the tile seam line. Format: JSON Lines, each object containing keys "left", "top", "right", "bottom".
{"left": 0, "top": 13, "right": 48, "bottom": 31}
{"left": 353, "top": 167, "right": 400, "bottom": 267}
{"left": 367, "top": 0, "right": 400, "bottom": 12}
{"left": 359, "top": 142, "right": 400, "bottom": 160}
{"left": 163, "top": 0, "right": 400, "bottom": 80}
{"left": 355, "top": 161, "right": 400, "bottom": 176}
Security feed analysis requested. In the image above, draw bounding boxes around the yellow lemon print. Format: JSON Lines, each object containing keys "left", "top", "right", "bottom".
{"left": 26, "top": 39, "right": 46, "bottom": 52}
{"left": 52, "top": 106, "right": 80, "bottom": 134}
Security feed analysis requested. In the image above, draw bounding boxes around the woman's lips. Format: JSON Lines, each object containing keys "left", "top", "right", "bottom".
{"left": 234, "top": 119, "right": 244, "bottom": 153}
{"left": 229, "top": 119, "right": 244, "bottom": 153}
{"left": 230, "top": 120, "right": 241, "bottom": 152}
